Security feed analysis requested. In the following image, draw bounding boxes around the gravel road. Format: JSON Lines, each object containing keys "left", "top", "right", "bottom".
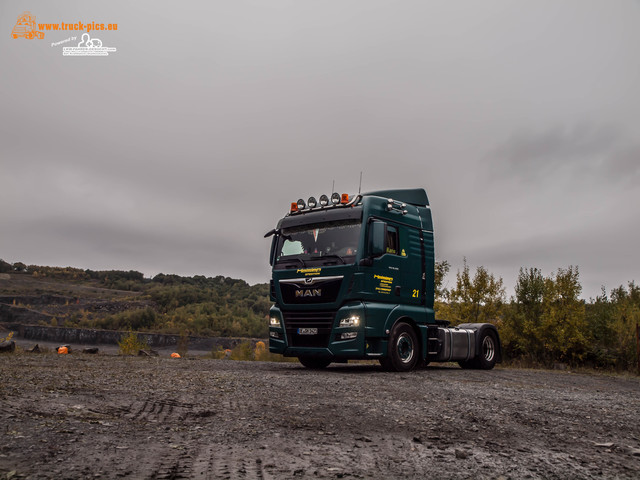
{"left": 1, "top": 355, "right": 639, "bottom": 479}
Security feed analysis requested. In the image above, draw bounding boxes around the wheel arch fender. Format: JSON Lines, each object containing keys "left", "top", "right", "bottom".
{"left": 457, "top": 323, "right": 502, "bottom": 363}
{"left": 384, "top": 311, "right": 422, "bottom": 356}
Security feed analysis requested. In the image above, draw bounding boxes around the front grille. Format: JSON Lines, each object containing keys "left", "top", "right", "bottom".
{"left": 279, "top": 276, "right": 343, "bottom": 304}
{"left": 282, "top": 310, "right": 336, "bottom": 348}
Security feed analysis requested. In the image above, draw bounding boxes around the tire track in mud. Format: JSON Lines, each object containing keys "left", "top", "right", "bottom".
{"left": 148, "top": 445, "right": 268, "bottom": 480}
{"left": 125, "top": 399, "right": 199, "bottom": 423}
{"left": 207, "top": 445, "right": 266, "bottom": 480}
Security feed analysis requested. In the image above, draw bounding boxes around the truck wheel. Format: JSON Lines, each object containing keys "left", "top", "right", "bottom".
{"left": 386, "top": 322, "right": 420, "bottom": 372}
{"left": 298, "top": 356, "right": 331, "bottom": 369}
{"left": 476, "top": 330, "right": 497, "bottom": 370}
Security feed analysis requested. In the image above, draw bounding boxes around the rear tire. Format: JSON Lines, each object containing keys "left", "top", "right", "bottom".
{"left": 385, "top": 322, "right": 420, "bottom": 372}
{"left": 459, "top": 330, "right": 497, "bottom": 369}
{"left": 298, "top": 356, "right": 331, "bottom": 369}
{"left": 477, "top": 330, "right": 497, "bottom": 370}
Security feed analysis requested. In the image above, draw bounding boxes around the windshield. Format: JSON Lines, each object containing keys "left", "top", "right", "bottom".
{"left": 274, "top": 219, "right": 361, "bottom": 268}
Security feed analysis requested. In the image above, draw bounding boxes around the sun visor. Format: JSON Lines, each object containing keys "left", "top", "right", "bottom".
{"left": 362, "top": 188, "right": 429, "bottom": 207}
{"left": 278, "top": 206, "right": 363, "bottom": 230}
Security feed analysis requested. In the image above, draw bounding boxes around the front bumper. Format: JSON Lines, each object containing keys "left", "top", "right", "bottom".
{"left": 269, "top": 303, "right": 366, "bottom": 358}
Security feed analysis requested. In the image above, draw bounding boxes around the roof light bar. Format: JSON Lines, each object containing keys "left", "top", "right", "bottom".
{"left": 289, "top": 192, "right": 358, "bottom": 214}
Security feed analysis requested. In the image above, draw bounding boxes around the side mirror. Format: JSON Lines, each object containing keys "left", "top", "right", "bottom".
{"left": 269, "top": 236, "right": 277, "bottom": 266}
{"left": 370, "top": 220, "right": 386, "bottom": 257}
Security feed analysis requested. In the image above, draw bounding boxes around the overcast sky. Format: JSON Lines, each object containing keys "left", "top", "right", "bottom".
{"left": 1, "top": 0, "right": 639, "bottom": 299}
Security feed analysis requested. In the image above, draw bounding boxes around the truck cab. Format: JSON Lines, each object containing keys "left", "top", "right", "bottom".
{"left": 265, "top": 188, "right": 501, "bottom": 371}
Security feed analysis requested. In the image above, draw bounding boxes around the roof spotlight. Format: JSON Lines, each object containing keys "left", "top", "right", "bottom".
{"left": 319, "top": 194, "right": 329, "bottom": 207}
{"left": 330, "top": 192, "right": 340, "bottom": 205}
{"left": 297, "top": 198, "right": 306, "bottom": 210}
{"left": 308, "top": 196, "right": 317, "bottom": 208}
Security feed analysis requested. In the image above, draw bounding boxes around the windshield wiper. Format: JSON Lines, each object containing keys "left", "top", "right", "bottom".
{"left": 311, "top": 254, "right": 345, "bottom": 265}
{"left": 278, "top": 258, "right": 307, "bottom": 268}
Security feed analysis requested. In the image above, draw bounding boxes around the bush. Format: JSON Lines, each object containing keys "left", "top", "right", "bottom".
{"left": 118, "top": 331, "right": 149, "bottom": 355}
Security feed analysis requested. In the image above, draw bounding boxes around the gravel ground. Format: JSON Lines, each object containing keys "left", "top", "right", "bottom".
{"left": 1, "top": 354, "right": 639, "bottom": 479}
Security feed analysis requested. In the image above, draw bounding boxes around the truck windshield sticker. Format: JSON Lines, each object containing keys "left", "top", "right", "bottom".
{"left": 374, "top": 274, "right": 393, "bottom": 294}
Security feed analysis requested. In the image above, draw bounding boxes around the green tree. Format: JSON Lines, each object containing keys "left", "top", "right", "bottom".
{"left": 447, "top": 258, "right": 505, "bottom": 325}
{"left": 536, "top": 266, "right": 588, "bottom": 364}
{"left": 584, "top": 287, "right": 618, "bottom": 368}
{"left": 12, "top": 262, "right": 26, "bottom": 272}
{"left": 433, "top": 260, "right": 450, "bottom": 320}
{"left": 501, "top": 267, "right": 545, "bottom": 358}
{"left": 0, "top": 259, "right": 11, "bottom": 273}
{"left": 609, "top": 282, "right": 640, "bottom": 370}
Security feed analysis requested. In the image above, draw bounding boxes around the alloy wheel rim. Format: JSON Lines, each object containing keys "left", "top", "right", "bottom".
{"left": 482, "top": 336, "right": 495, "bottom": 362}
{"left": 397, "top": 333, "right": 414, "bottom": 363}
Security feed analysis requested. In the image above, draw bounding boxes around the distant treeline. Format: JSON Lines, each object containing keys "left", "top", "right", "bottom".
{"left": 0, "top": 260, "right": 270, "bottom": 339}
{"left": 2, "top": 259, "right": 638, "bottom": 371}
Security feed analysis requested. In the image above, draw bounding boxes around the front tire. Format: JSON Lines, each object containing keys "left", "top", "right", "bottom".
{"left": 298, "top": 356, "right": 331, "bottom": 369}
{"left": 384, "top": 322, "right": 420, "bottom": 372}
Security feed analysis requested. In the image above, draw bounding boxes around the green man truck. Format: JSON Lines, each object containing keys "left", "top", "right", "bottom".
{"left": 265, "top": 188, "right": 501, "bottom": 371}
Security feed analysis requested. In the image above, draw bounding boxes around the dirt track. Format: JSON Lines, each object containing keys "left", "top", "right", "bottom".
{"left": 1, "top": 355, "right": 639, "bottom": 479}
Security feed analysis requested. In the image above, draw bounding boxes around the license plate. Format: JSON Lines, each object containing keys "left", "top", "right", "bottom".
{"left": 298, "top": 328, "right": 318, "bottom": 335}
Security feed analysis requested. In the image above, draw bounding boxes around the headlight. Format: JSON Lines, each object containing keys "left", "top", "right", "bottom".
{"left": 339, "top": 315, "right": 360, "bottom": 327}
{"left": 269, "top": 317, "right": 281, "bottom": 327}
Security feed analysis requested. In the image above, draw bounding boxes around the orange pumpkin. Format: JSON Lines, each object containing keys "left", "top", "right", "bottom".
{"left": 171, "top": 352, "right": 181, "bottom": 358}
{"left": 58, "top": 346, "right": 69, "bottom": 355}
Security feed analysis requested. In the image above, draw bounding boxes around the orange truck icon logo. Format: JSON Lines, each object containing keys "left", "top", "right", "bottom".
{"left": 12, "top": 12, "right": 44, "bottom": 39}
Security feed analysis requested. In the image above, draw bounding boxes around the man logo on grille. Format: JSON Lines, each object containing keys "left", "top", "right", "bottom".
{"left": 295, "top": 289, "right": 322, "bottom": 298}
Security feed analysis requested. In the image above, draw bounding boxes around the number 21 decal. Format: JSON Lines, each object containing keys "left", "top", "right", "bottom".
{"left": 412, "top": 289, "right": 420, "bottom": 298}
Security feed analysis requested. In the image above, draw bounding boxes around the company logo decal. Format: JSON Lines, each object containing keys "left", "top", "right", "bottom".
{"left": 296, "top": 268, "right": 322, "bottom": 276}
{"left": 295, "top": 289, "right": 322, "bottom": 298}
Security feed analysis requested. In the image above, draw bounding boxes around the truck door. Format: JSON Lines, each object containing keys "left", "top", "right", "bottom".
{"left": 363, "top": 221, "right": 419, "bottom": 304}
{"left": 401, "top": 227, "right": 424, "bottom": 306}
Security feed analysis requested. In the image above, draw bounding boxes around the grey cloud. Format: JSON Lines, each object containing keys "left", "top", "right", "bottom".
{"left": 459, "top": 219, "right": 640, "bottom": 301}
{"left": 487, "top": 124, "right": 630, "bottom": 180}
{"left": 606, "top": 145, "right": 640, "bottom": 181}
